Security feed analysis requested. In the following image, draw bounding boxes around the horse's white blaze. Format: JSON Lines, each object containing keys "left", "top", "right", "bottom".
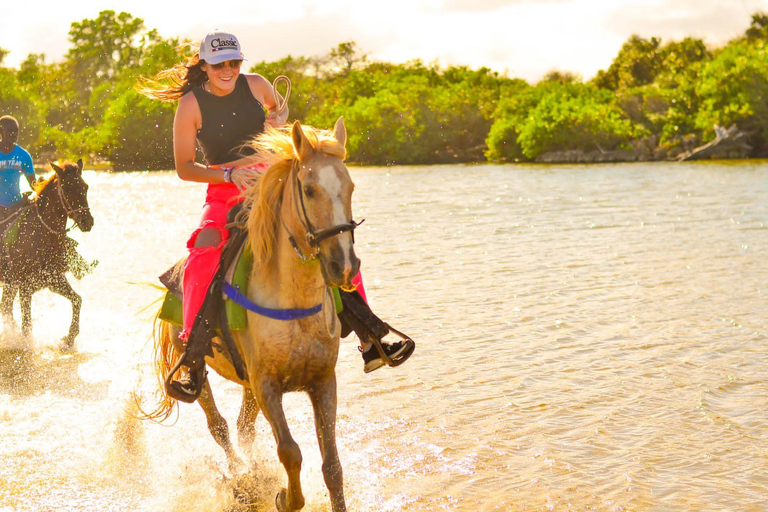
{"left": 318, "top": 164, "right": 353, "bottom": 258}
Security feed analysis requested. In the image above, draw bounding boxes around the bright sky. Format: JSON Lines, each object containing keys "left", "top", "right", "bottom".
{"left": 5, "top": 0, "right": 768, "bottom": 82}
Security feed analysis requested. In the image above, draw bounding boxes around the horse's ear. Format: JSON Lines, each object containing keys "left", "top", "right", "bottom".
{"left": 333, "top": 117, "right": 346, "bottom": 148}
{"left": 76, "top": 159, "right": 83, "bottom": 172}
{"left": 49, "top": 161, "right": 63, "bottom": 175}
{"left": 292, "top": 120, "right": 310, "bottom": 159}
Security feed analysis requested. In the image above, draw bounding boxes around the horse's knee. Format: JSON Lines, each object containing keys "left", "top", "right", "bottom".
{"left": 208, "top": 415, "right": 231, "bottom": 444}
{"left": 199, "top": 397, "right": 231, "bottom": 446}
{"left": 277, "top": 439, "right": 302, "bottom": 472}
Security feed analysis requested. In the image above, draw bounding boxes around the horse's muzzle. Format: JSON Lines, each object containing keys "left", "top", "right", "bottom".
{"left": 75, "top": 211, "right": 94, "bottom": 232}
{"left": 322, "top": 245, "right": 360, "bottom": 289}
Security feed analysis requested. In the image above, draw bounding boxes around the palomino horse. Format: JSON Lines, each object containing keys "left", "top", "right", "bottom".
{"left": 0, "top": 160, "right": 94, "bottom": 350}
{"left": 153, "top": 119, "right": 357, "bottom": 511}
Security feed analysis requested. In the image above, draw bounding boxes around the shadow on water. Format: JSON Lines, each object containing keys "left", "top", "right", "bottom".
{"left": 0, "top": 344, "right": 108, "bottom": 399}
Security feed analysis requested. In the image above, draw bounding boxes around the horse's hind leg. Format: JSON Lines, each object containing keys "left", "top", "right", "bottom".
{"left": 255, "top": 381, "right": 305, "bottom": 511}
{"left": 309, "top": 375, "right": 346, "bottom": 512}
{"left": 1, "top": 284, "right": 18, "bottom": 333}
{"left": 198, "top": 379, "right": 244, "bottom": 473}
{"left": 18, "top": 285, "right": 33, "bottom": 340}
{"left": 48, "top": 276, "right": 80, "bottom": 351}
{"left": 237, "top": 386, "right": 260, "bottom": 452}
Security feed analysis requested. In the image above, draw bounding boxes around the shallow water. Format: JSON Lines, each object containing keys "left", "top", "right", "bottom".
{"left": 1, "top": 161, "right": 767, "bottom": 511}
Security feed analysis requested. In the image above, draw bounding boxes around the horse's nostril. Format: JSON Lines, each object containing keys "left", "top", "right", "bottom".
{"left": 328, "top": 260, "right": 342, "bottom": 278}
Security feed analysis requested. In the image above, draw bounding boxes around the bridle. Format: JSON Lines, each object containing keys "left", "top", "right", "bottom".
{"left": 283, "top": 160, "right": 363, "bottom": 262}
{"left": 35, "top": 177, "right": 91, "bottom": 236}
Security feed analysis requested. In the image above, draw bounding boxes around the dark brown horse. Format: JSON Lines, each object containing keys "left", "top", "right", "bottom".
{"left": 0, "top": 159, "right": 94, "bottom": 350}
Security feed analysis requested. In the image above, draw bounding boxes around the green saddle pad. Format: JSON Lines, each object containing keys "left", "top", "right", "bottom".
{"left": 2, "top": 211, "right": 26, "bottom": 247}
{"left": 158, "top": 243, "right": 343, "bottom": 331}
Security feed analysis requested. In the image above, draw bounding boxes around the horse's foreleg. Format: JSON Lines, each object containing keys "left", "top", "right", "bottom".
{"left": 309, "top": 375, "right": 346, "bottom": 512}
{"left": 18, "top": 285, "right": 33, "bottom": 340}
{"left": 0, "top": 284, "right": 18, "bottom": 333}
{"left": 254, "top": 380, "right": 305, "bottom": 511}
{"left": 48, "top": 276, "right": 80, "bottom": 351}
{"left": 237, "top": 386, "right": 260, "bottom": 452}
{"left": 198, "top": 379, "right": 244, "bottom": 473}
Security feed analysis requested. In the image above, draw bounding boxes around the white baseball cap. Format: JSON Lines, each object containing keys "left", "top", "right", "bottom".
{"left": 199, "top": 31, "right": 245, "bottom": 64}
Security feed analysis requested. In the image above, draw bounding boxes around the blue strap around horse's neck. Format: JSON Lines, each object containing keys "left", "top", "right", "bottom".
{"left": 220, "top": 281, "right": 322, "bottom": 320}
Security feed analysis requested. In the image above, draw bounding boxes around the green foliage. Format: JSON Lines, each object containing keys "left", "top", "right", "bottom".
{"left": 593, "top": 35, "right": 663, "bottom": 91}
{"left": 485, "top": 80, "right": 535, "bottom": 161}
{"left": 328, "top": 41, "right": 368, "bottom": 77}
{"left": 67, "top": 10, "right": 146, "bottom": 82}
{"left": 0, "top": 66, "right": 44, "bottom": 151}
{"left": 516, "top": 83, "right": 647, "bottom": 159}
{"left": 694, "top": 39, "right": 768, "bottom": 143}
{"left": 4, "top": 11, "right": 768, "bottom": 167}
{"left": 745, "top": 12, "right": 768, "bottom": 40}
{"left": 101, "top": 88, "right": 175, "bottom": 169}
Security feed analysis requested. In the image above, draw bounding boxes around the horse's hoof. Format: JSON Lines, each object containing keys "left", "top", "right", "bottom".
{"left": 227, "top": 455, "right": 246, "bottom": 476}
{"left": 59, "top": 338, "right": 75, "bottom": 353}
{"left": 275, "top": 489, "right": 288, "bottom": 511}
{"left": 233, "top": 486, "right": 251, "bottom": 505}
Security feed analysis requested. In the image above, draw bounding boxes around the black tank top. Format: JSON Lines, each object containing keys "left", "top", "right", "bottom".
{"left": 192, "top": 74, "right": 266, "bottom": 165}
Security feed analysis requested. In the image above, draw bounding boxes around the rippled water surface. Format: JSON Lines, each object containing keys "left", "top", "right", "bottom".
{"left": 1, "top": 161, "right": 767, "bottom": 511}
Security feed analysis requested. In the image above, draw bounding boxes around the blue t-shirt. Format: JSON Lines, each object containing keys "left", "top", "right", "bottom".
{"left": 0, "top": 145, "right": 35, "bottom": 208}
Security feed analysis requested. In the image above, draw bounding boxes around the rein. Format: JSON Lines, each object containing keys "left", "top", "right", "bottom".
{"left": 35, "top": 179, "right": 90, "bottom": 236}
{"left": 57, "top": 182, "right": 90, "bottom": 219}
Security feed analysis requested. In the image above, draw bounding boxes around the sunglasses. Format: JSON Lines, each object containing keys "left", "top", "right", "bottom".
{"left": 210, "top": 59, "right": 243, "bottom": 71}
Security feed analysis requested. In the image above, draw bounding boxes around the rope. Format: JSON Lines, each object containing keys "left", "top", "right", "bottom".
{"left": 34, "top": 205, "right": 63, "bottom": 236}
{"left": 271, "top": 75, "right": 291, "bottom": 119}
{"left": 34, "top": 181, "right": 86, "bottom": 236}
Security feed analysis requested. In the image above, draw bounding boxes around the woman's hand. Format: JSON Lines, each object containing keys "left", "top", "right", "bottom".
{"left": 231, "top": 167, "right": 263, "bottom": 190}
{"left": 264, "top": 112, "right": 286, "bottom": 130}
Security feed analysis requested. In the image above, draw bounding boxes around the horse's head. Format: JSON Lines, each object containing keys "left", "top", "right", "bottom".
{"left": 50, "top": 159, "right": 94, "bottom": 232}
{"left": 291, "top": 118, "right": 360, "bottom": 289}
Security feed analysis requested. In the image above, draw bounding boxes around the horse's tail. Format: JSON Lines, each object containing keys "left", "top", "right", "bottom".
{"left": 135, "top": 310, "right": 180, "bottom": 422}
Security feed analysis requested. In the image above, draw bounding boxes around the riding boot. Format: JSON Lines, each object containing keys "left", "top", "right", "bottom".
{"left": 165, "top": 290, "right": 221, "bottom": 403}
{"left": 338, "top": 290, "right": 416, "bottom": 373}
{"left": 165, "top": 311, "right": 214, "bottom": 403}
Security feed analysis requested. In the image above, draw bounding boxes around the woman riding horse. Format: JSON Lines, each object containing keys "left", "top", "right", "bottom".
{"left": 152, "top": 119, "right": 368, "bottom": 511}
{"left": 140, "top": 30, "right": 414, "bottom": 403}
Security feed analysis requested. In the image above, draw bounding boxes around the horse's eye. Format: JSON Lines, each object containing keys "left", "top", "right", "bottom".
{"left": 303, "top": 185, "right": 314, "bottom": 198}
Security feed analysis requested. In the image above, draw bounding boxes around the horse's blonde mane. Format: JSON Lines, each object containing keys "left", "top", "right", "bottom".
{"left": 243, "top": 124, "right": 346, "bottom": 268}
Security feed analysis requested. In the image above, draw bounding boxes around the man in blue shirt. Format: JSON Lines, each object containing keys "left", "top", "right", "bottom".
{"left": 0, "top": 116, "right": 36, "bottom": 216}
{"left": 0, "top": 115, "right": 97, "bottom": 279}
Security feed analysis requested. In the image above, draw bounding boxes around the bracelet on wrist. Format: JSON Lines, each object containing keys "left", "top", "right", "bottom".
{"left": 224, "top": 168, "right": 233, "bottom": 183}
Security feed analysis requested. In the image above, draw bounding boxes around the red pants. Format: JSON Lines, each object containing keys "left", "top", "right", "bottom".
{"left": 180, "top": 183, "right": 242, "bottom": 341}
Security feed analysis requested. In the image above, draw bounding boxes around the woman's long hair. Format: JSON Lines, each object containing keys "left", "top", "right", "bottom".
{"left": 137, "top": 42, "right": 208, "bottom": 102}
